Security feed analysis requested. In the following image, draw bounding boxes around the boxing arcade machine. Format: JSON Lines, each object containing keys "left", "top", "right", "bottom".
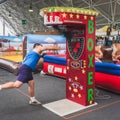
{"left": 40, "top": 7, "right": 99, "bottom": 106}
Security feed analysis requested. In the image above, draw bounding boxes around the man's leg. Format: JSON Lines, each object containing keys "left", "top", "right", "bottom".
{"left": 0, "top": 80, "right": 23, "bottom": 90}
{"left": 28, "top": 80, "right": 41, "bottom": 105}
{"left": 28, "top": 80, "right": 35, "bottom": 97}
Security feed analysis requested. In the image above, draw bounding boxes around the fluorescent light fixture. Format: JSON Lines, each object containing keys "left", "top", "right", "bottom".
{"left": 8, "top": 11, "right": 12, "bottom": 18}
{"left": 29, "top": 3, "right": 33, "bottom": 12}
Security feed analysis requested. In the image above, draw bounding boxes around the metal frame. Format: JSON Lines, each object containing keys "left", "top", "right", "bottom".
{"left": 0, "top": 0, "right": 120, "bottom": 35}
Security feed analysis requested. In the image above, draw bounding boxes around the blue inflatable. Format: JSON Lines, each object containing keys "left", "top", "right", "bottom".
{"left": 44, "top": 55, "right": 66, "bottom": 65}
{"left": 44, "top": 55, "right": 120, "bottom": 76}
{"left": 95, "top": 62, "right": 120, "bottom": 76}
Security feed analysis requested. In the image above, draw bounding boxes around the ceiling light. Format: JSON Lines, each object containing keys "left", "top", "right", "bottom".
{"left": 8, "top": 11, "right": 12, "bottom": 18}
{"left": 28, "top": 2, "right": 33, "bottom": 12}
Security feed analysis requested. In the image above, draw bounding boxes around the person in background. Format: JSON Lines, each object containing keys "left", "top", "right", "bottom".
{"left": 95, "top": 45, "right": 103, "bottom": 60}
{"left": 112, "top": 43, "right": 120, "bottom": 63}
{"left": 0, "top": 43, "right": 60, "bottom": 105}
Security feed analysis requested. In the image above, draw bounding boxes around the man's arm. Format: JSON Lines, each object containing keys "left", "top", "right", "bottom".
{"left": 41, "top": 45, "right": 60, "bottom": 51}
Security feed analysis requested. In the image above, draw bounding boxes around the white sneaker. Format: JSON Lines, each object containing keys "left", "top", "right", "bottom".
{"left": 29, "top": 99, "right": 41, "bottom": 105}
{"left": 40, "top": 71, "right": 46, "bottom": 76}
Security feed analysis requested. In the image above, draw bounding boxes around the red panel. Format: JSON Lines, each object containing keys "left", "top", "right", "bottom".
{"left": 65, "top": 19, "right": 96, "bottom": 106}
{"left": 43, "top": 62, "right": 66, "bottom": 78}
{"left": 95, "top": 72, "right": 120, "bottom": 93}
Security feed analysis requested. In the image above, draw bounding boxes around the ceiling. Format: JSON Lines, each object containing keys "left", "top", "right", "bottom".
{"left": 0, "top": 0, "right": 120, "bottom": 35}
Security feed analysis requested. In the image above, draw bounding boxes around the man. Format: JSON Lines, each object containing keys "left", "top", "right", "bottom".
{"left": 95, "top": 45, "right": 103, "bottom": 59}
{"left": 0, "top": 43, "right": 60, "bottom": 105}
{"left": 112, "top": 43, "right": 120, "bottom": 62}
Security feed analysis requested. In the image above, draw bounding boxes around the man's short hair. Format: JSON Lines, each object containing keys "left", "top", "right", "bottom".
{"left": 33, "top": 43, "right": 43, "bottom": 48}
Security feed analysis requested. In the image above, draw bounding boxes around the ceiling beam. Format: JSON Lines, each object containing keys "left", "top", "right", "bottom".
{"left": 0, "top": 0, "right": 7, "bottom": 4}
{"left": 58, "top": 0, "right": 68, "bottom": 6}
{"left": 81, "top": 0, "right": 112, "bottom": 24}
{"left": 90, "top": 0, "right": 116, "bottom": 7}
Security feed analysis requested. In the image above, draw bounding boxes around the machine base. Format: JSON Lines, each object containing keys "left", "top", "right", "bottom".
{"left": 43, "top": 99, "right": 97, "bottom": 116}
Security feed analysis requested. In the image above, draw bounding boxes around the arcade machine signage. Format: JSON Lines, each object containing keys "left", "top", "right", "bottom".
{"left": 40, "top": 7, "right": 99, "bottom": 106}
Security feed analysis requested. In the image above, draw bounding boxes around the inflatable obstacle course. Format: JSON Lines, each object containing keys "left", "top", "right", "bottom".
{"left": 43, "top": 54, "right": 120, "bottom": 94}
{"left": 0, "top": 54, "right": 22, "bottom": 63}
{"left": 95, "top": 62, "right": 120, "bottom": 93}
{"left": 0, "top": 36, "right": 23, "bottom": 62}
{"left": 0, "top": 58, "right": 20, "bottom": 75}
{"left": 0, "top": 36, "right": 23, "bottom": 74}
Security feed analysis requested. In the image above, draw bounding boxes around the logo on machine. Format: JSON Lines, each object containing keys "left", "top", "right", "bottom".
{"left": 70, "top": 61, "right": 80, "bottom": 69}
{"left": 68, "top": 37, "right": 85, "bottom": 60}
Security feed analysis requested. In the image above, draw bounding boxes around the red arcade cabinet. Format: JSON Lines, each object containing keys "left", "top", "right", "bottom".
{"left": 40, "top": 7, "right": 99, "bottom": 106}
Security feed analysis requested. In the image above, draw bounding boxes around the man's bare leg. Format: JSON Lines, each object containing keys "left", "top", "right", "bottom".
{"left": 28, "top": 80, "right": 35, "bottom": 97}
{"left": 28, "top": 80, "right": 41, "bottom": 105}
{"left": 0, "top": 81, "right": 23, "bottom": 90}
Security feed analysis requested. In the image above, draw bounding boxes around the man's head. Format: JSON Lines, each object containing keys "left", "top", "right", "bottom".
{"left": 33, "top": 43, "right": 43, "bottom": 48}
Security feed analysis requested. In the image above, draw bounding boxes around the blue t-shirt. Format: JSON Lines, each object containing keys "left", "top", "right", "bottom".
{"left": 23, "top": 50, "right": 41, "bottom": 71}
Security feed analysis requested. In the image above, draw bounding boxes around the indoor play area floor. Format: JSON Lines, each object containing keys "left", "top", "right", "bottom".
{"left": 0, "top": 68, "right": 120, "bottom": 120}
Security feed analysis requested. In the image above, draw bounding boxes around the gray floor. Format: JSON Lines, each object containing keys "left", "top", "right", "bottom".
{"left": 0, "top": 68, "right": 120, "bottom": 120}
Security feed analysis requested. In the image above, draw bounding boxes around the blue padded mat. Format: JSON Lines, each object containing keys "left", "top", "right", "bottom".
{"left": 95, "top": 67, "right": 120, "bottom": 76}
{"left": 95, "top": 62, "right": 120, "bottom": 76}
{"left": 44, "top": 55, "right": 66, "bottom": 65}
{"left": 95, "top": 62, "right": 120, "bottom": 70}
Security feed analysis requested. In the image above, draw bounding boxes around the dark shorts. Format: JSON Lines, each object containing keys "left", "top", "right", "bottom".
{"left": 17, "top": 64, "right": 33, "bottom": 83}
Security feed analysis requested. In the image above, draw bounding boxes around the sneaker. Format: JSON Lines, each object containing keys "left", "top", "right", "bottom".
{"left": 29, "top": 99, "right": 41, "bottom": 105}
{"left": 40, "top": 70, "right": 46, "bottom": 76}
